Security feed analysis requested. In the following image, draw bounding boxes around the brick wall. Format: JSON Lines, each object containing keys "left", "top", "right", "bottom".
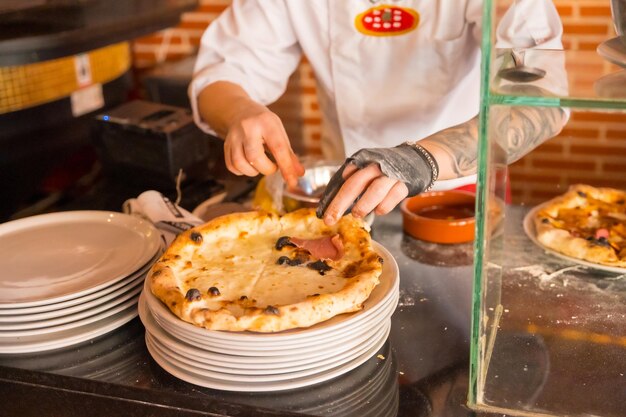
{"left": 131, "top": 0, "right": 626, "bottom": 202}
{"left": 508, "top": 1, "right": 626, "bottom": 204}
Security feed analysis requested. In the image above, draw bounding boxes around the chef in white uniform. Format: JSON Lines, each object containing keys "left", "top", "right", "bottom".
{"left": 190, "top": 0, "right": 566, "bottom": 224}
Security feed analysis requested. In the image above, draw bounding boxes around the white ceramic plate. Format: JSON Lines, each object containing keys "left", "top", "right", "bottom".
{"left": 146, "top": 321, "right": 387, "bottom": 375}
{"left": 298, "top": 340, "right": 395, "bottom": 415}
{"left": 150, "top": 315, "right": 381, "bottom": 359}
{"left": 150, "top": 290, "right": 398, "bottom": 352}
{"left": 523, "top": 205, "right": 626, "bottom": 274}
{"left": 0, "top": 304, "right": 138, "bottom": 354}
{"left": 144, "top": 241, "right": 398, "bottom": 343}
{"left": 151, "top": 297, "right": 394, "bottom": 357}
{"left": 145, "top": 322, "right": 390, "bottom": 392}
{"left": 597, "top": 36, "right": 626, "bottom": 69}
{"left": 0, "top": 211, "right": 160, "bottom": 307}
{"left": 0, "top": 247, "right": 160, "bottom": 316}
{"left": 141, "top": 292, "right": 392, "bottom": 363}
{"left": 0, "top": 292, "right": 140, "bottom": 337}
{"left": 139, "top": 294, "right": 383, "bottom": 368}
{"left": 0, "top": 273, "right": 146, "bottom": 324}
{"left": 0, "top": 283, "right": 143, "bottom": 332}
{"left": 147, "top": 323, "right": 390, "bottom": 383}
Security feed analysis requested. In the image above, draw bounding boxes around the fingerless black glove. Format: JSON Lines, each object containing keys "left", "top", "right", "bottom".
{"left": 316, "top": 143, "right": 439, "bottom": 219}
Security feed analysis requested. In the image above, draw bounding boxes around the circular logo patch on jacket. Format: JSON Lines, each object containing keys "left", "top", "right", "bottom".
{"left": 355, "top": 5, "right": 420, "bottom": 36}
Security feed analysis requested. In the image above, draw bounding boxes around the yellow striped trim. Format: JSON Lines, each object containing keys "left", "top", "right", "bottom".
{"left": 0, "top": 42, "right": 130, "bottom": 114}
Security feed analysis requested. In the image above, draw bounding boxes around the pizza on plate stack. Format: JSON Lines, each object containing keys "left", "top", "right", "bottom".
{"left": 532, "top": 184, "right": 626, "bottom": 268}
{"left": 148, "top": 208, "right": 384, "bottom": 332}
{"left": 141, "top": 208, "right": 399, "bottom": 391}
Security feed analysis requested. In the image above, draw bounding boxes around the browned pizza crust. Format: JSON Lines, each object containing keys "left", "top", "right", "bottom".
{"left": 148, "top": 209, "right": 383, "bottom": 332}
{"left": 533, "top": 184, "right": 626, "bottom": 267}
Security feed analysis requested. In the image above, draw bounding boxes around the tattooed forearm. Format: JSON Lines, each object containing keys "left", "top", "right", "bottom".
{"left": 423, "top": 118, "right": 479, "bottom": 177}
{"left": 420, "top": 117, "right": 479, "bottom": 179}
{"left": 492, "top": 105, "right": 564, "bottom": 164}
{"left": 492, "top": 84, "right": 566, "bottom": 164}
{"left": 421, "top": 97, "right": 565, "bottom": 180}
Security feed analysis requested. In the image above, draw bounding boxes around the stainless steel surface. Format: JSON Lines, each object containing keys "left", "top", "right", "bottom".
{"left": 284, "top": 163, "right": 339, "bottom": 205}
{"left": 497, "top": 50, "right": 546, "bottom": 83}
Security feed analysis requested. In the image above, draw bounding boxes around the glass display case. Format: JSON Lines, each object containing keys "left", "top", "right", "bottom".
{"left": 469, "top": 1, "right": 626, "bottom": 416}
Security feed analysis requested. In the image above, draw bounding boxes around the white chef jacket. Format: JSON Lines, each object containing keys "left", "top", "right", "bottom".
{"left": 190, "top": 0, "right": 563, "bottom": 190}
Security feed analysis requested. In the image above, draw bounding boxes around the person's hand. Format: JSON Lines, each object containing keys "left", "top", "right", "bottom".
{"left": 224, "top": 102, "right": 304, "bottom": 188}
{"left": 317, "top": 143, "right": 439, "bottom": 226}
{"left": 317, "top": 163, "right": 409, "bottom": 225}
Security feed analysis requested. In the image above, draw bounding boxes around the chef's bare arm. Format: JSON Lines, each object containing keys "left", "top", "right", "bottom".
{"left": 197, "top": 81, "right": 303, "bottom": 187}
{"left": 198, "top": 81, "right": 267, "bottom": 139}
{"left": 421, "top": 105, "right": 566, "bottom": 181}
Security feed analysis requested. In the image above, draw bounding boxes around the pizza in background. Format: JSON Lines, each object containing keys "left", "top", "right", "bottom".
{"left": 533, "top": 184, "right": 626, "bottom": 267}
{"left": 148, "top": 208, "right": 383, "bottom": 332}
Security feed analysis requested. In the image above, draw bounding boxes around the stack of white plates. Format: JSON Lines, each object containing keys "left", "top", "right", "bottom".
{"left": 224, "top": 336, "right": 399, "bottom": 417}
{"left": 0, "top": 211, "right": 161, "bottom": 354}
{"left": 139, "top": 241, "right": 399, "bottom": 392}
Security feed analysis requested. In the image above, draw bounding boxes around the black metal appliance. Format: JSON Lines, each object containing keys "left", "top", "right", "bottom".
{"left": 93, "top": 100, "right": 224, "bottom": 190}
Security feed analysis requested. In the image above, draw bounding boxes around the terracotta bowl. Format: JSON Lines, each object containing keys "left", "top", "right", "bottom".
{"left": 400, "top": 190, "right": 476, "bottom": 244}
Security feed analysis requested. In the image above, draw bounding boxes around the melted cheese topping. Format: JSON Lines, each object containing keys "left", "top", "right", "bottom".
{"left": 175, "top": 217, "right": 350, "bottom": 310}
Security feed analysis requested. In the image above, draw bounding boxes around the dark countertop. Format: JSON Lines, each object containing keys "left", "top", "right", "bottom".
{"left": 0, "top": 209, "right": 480, "bottom": 417}
{"left": 477, "top": 205, "right": 626, "bottom": 417}
{"left": 0, "top": 0, "right": 197, "bottom": 66}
